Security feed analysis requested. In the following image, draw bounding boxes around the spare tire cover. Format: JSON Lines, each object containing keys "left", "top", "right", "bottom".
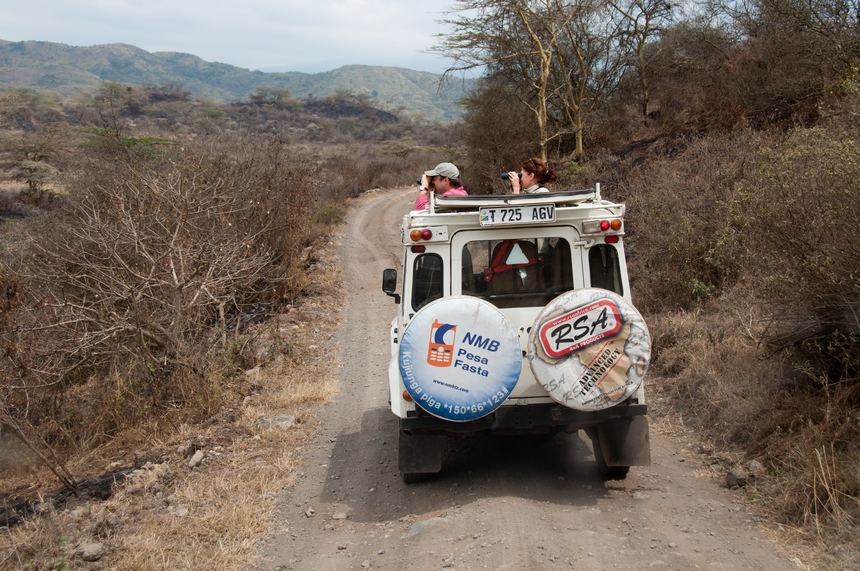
{"left": 399, "top": 296, "right": 522, "bottom": 422}
{"left": 527, "top": 288, "right": 651, "bottom": 411}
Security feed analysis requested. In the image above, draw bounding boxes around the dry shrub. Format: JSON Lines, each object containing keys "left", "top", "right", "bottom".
{"left": 616, "top": 133, "right": 754, "bottom": 312}
{"left": 652, "top": 307, "right": 860, "bottom": 532}
{"left": 651, "top": 308, "right": 785, "bottom": 447}
{"left": 732, "top": 127, "right": 860, "bottom": 388}
{"left": 0, "top": 243, "right": 344, "bottom": 571}
{"left": 763, "top": 395, "right": 860, "bottom": 534}
{"left": 0, "top": 191, "right": 15, "bottom": 213}
{"left": 641, "top": 122, "right": 860, "bottom": 533}
{"left": 321, "top": 145, "right": 447, "bottom": 196}
{"left": 730, "top": 126, "right": 860, "bottom": 532}
{"left": 0, "top": 137, "right": 316, "bottom": 455}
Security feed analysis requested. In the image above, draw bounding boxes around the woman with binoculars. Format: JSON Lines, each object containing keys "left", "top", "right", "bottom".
{"left": 504, "top": 157, "right": 557, "bottom": 194}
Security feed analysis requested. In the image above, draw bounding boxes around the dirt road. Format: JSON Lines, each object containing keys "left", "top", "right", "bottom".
{"left": 256, "top": 189, "right": 795, "bottom": 570}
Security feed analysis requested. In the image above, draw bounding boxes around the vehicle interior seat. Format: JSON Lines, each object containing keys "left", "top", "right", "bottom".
{"left": 485, "top": 239, "right": 544, "bottom": 294}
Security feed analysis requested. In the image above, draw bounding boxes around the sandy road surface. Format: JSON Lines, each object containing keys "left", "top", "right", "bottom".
{"left": 256, "top": 189, "right": 794, "bottom": 570}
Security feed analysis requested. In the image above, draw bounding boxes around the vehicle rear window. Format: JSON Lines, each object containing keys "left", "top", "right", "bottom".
{"left": 589, "top": 244, "right": 623, "bottom": 295}
{"left": 412, "top": 253, "right": 443, "bottom": 310}
{"left": 461, "top": 237, "right": 573, "bottom": 308}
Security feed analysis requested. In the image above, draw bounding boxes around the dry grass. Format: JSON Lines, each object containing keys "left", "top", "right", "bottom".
{"left": 649, "top": 307, "right": 782, "bottom": 447}
{"left": 0, "top": 232, "right": 345, "bottom": 570}
{"left": 650, "top": 305, "right": 860, "bottom": 566}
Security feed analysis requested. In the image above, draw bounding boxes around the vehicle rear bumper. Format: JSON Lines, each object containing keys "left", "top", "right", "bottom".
{"left": 400, "top": 402, "right": 647, "bottom": 435}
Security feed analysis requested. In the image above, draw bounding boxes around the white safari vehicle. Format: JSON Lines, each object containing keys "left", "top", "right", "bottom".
{"left": 381, "top": 186, "right": 652, "bottom": 482}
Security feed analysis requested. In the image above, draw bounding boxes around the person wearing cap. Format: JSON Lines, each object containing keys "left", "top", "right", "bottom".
{"left": 415, "top": 162, "right": 468, "bottom": 210}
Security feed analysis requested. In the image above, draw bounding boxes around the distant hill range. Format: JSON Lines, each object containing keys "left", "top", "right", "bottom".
{"left": 0, "top": 39, "right": 475, "bottom": 123}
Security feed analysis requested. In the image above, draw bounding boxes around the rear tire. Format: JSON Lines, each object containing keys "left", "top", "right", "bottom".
{"left": 401, "top": 472, "right": 431, "bottom": 484}
{"left": 596, "top": 455, "right": 630, "bottom": 480}
{"left": 589, "top": 429, "right": 630, "bottom": 480}
{"left": 398, "top": 420, "right": 447, "bottom": 483}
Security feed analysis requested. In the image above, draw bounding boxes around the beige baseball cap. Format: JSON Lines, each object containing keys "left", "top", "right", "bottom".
{"left": 424, "top": 162, "right": 460, "bottom": 179}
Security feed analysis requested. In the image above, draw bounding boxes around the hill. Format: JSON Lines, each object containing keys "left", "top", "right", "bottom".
{"left": 0, "top": 39, "right": 474, "bottom": 122}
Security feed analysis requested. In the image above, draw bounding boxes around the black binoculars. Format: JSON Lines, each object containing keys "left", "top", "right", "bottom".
{"left": 500, "top": 172, "right": 522, "bottom": 181}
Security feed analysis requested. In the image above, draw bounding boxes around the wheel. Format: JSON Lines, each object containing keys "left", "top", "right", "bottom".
{"left": 596, "top": 458, "right": 630, "bottom": 480}
{"left": 589, "top": 429, "right": 630, "bottom": 480}
{"left": 401, "top": 472, "right": 431, "bottom": 484}
{"left": 398, "top": 420, "right": 447, "bottom": 483}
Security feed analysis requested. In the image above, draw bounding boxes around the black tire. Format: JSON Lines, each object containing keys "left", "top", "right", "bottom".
{"left": 398, "top": 420, "right": 446, "bottom": 482}
{"left": 401, "top": 472, "right": 431, "bottom": 484}
{"left": 597, "top": 461, "right": 630, "bottom": 480}
{"left": 590, "top": 430, "right": 630, "bottom": 480}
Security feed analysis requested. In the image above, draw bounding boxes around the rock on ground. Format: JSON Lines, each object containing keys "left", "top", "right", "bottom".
{"left": 188, "top": 450, "right": 206, "bottom": 468}
{"left": 74, "top": 543, "right": 105, "bottom": 561}
{"left": 726, "top": 467, "right": 750, "bottom": 488}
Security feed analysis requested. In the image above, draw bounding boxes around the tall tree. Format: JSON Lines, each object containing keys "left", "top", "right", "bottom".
{"left": 438, "top": 0, "right": 629, "bottom": 159}
{"left": 609, "top": 0, "right": 673, "bottom": 117}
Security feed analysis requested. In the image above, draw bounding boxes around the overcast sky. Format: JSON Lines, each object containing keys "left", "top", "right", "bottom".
{"left": 0, "top": 0, "right": 464, "bottom": 74}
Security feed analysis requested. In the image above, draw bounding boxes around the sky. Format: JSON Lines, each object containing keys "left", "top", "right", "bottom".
{"left": 0, "top": 0, "right": 464, "bottom": 74}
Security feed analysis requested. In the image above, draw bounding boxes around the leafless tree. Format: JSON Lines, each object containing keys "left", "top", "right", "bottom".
{"left": 609, "top": 0, "right": 673, "bottom": 117}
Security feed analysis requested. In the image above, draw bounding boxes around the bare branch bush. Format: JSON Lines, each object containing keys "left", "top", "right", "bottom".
{"left": 0, "top": 135, "right": 314, "bottom": 451}
{"left": 620, "top": 124, "right": 860, "bottom": 530}
{"left": 731, "top": 126, "right": 860, "bottom": 388}
{"left": 615, "top": 132, "right": 751, "bottom": 312}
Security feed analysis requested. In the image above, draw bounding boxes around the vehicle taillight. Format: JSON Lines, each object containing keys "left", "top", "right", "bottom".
{"left": 409, "top": 228, "right": 434, "bottom": 241}
{"left": 411, "top": 245, "right": 426, "bottom": 253}
{"left": 605, "top": 235, "right": 620, "bottom": 244}
{"left": 402, "top": 390, "right": 413, "bottom": 402}
{"left": 584, "top": 218, "right": 623, "bottom": 234}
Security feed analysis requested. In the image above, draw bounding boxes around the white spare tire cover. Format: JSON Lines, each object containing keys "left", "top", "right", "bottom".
{"left": 527, "top": 288, "right": 651, "bottom": 411}
{"left": 399, "top": 296, "right": 522, "bottom": 422}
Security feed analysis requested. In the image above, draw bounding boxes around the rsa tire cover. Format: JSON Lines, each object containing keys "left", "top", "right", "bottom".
{"left": 398, "top": 296, "right": 522, "bottom": 422}
{"left": 527, "top": 288, "right": 651, "bottom": 411}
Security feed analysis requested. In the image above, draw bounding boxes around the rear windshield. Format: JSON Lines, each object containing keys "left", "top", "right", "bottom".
{"left": 461, "top": 237, "right": 574, "bottom": 308}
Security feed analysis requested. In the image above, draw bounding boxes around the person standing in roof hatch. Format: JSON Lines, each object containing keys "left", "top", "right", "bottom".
{"left": 505, "top": 157, "right": 557, "bottom": 194}
{"left": 415, "top": 162, "right": 468, "bottom": 210}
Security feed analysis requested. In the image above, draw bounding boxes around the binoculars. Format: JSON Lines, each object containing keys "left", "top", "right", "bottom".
{"left": 500, "top": 172, "right": 522, "bottom": 181}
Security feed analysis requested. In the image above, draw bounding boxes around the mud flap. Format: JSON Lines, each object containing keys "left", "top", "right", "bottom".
{"left": 398, "top": 428, "right": 448, "bottom": 476}
{"left": 592, "top": 416, "right": 651, "bottom": 467}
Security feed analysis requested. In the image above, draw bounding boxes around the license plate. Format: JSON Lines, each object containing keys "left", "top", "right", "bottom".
{"left": 479, "top": 205, "right": 555, "bottom": 226}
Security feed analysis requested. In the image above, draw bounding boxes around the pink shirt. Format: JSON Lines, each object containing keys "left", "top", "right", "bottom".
{"left": 414, "top": 186, "right": 468, "bottom": 210}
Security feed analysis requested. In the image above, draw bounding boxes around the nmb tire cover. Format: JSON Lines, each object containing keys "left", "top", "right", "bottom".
{"left": 527, "top": 288, "right": 651, "bottom": 411}
{"left": 399, "top": 296, "right": 521, "bottom": 422}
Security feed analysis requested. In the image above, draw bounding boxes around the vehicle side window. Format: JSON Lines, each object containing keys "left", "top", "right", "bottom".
{"left": 589, "top": 245, "right": 624, "bottom": 295}
{"left": 412, "top": 254, "right": 443, "bottom": 310}
{"left": 461, "top": 237, "right": 573, "bottom": 308}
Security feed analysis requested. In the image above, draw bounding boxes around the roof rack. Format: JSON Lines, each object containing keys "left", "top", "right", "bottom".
{"left": 427, "top": 184, "right": 602, "bottom": 213}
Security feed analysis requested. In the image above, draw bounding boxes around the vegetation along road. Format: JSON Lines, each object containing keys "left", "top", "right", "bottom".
{"left": 255, "top": 188, "right": 795, "bottom": 570}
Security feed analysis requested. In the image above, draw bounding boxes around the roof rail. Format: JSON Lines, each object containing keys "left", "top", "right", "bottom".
{"left": 429, "top": 184, "right": 602, "bottom": 213}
